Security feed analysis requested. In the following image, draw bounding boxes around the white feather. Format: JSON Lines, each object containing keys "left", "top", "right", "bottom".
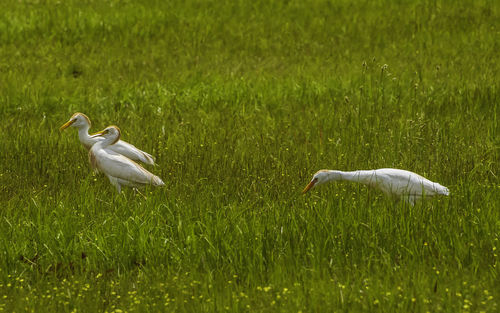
{"left": 88, "top": 126, "right": 164, "bottom": 192}
{"left": 61, "top": 112, "right": 155, "bottom": 165}
{"left": 303, "top": 168, "right": 449, "bottom": 205}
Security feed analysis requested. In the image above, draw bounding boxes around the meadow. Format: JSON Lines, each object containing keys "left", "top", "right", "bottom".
{"left": 0, "top": 0, "right": 499, "bottom": 312}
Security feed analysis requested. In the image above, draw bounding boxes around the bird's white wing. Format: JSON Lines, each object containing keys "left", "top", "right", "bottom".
{"left": 108, "top": 140, "right": 155, "bottom": 165}
{"left": 376, "top": 169, "right": 448, "bottom": 196}
{"left": 94, "top": 150, "right": 162, "bottom": 185}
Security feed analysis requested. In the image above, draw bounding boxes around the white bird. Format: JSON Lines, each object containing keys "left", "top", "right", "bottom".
{"left": 60, "top": 112, "right": 155, "bottom": 165}
{"left": 302, "top": 168, "right": 449, "bottom": 205}
{"left": 89, "top": 125, "right": 164, "bottom": 193}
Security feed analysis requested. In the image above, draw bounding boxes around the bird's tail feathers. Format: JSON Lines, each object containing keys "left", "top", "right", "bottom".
{"left": 151, "top": 175, "right": 165, "bottom": 186}
{"left": 141, "top": 151, "right": 156, "bottom": 165}
{"left": 436, "top": 184, "right": 450, "bottom": 196}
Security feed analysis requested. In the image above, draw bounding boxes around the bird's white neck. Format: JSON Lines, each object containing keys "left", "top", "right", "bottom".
{"left": 76, "top": 124, "right": 93, "bottom": 146}
{"left": 325, "top": 170, "right": 377, "bottom": 185}
{"left": 93, "top": 134, "right": 119, "bottom": 150}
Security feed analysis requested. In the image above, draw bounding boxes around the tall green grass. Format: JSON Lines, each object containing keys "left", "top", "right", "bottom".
{"left": 0, "top": 0, "right": 498, "bottom": 312}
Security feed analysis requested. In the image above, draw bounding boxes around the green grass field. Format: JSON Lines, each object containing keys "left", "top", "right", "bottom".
{"left": 0, "top": 0, "right": 499, "bottom": 312}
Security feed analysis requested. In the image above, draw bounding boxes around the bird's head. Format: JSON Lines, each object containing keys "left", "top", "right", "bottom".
{"left": 91, "top": 125, "right": 121, "bottom": 145}
{"left": 302, "top": 170, "right": 331, "bottom": 194}
{"left": 60, "top": 112, "right": 91, "bottom": 131}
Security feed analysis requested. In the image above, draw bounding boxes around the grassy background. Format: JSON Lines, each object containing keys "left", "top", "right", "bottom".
{"left": 0, "top": 0, "right": 499, "bottom": 312}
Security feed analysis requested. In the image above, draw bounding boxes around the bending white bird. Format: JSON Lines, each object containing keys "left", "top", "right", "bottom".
{"left": 89, "top": 125, "right": 164, "bottom": 193}
{"left": 60, "top": 112, "right": 155, "bottom": 165}
{"left": 302, "top": 168, "right": 449, "bottom": 205}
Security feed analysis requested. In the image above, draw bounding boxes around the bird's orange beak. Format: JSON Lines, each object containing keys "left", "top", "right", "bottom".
{"left": 59, "top": 119, "right": 75, "bottom": 131}
{"left": 302, "top": 178, "right": 317, "bottom": 194}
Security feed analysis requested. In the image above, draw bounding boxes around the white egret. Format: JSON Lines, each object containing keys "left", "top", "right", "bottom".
{"left": 302, "top": 168, "right": 449, "bottom": 205}
{"left": 89, "top": 126, "right": 164, "bottom": 193}
{"left": 60, "top": 112, "right": 155, "bottom": 165}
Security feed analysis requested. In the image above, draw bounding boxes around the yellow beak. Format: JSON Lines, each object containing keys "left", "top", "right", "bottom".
{"left": 302, "top": 179, "right": 317, "bottom": 194}
{"left": 59, "top": 120, "right": 75, "bottom": 131}
{"left": 90, "top": 130, "right": 106, "bottom": 137}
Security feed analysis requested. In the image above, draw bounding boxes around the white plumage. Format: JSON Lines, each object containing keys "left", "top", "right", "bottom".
{"left": 89, "top": 126, "right": 164, "bottom": 193}
{"left": 302, "top": 168, "right": 449, "bottom": 205}
{"left": 60, "top": 112, "right": 155, "bottom": 165}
